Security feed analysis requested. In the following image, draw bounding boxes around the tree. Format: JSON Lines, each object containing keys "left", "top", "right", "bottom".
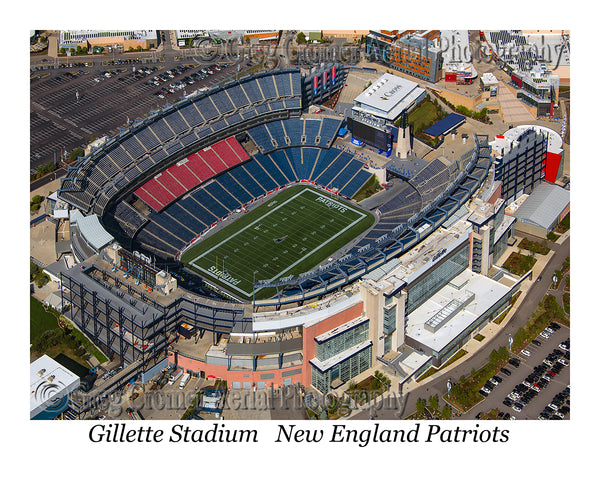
{"left": 296, "top": 32, "right": 307, "bottom": 44}
{"left": 416, "top": 398, "right": 426, "bottom": 417}
{"left": 428, "top": 394, "right": 439, "bottom": 412}
{"left": 68, "top": 147, "right": 84, "bottom": 163}
{"left": 60, "top": 48, "right": 66, "bottom": 55}
{"left": 440, "top": 404, "right": 452, "bottom": 420}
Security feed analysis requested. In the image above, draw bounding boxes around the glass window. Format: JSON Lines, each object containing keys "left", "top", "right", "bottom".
{"left": 406, "top": 243, "right": 469, "bottom": 314}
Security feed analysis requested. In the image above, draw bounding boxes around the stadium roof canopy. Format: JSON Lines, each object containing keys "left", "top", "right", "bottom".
{"left": 423, "top": 113, "right": 466, "bottom": 137}
{"left": 513, "top": 183, "right": 570, "bottom": 230}
{"left": 70, "top": 210, "right": 114, "bottom": 251}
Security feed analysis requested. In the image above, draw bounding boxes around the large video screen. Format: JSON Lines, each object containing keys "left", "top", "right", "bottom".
{"left": 348, "top": 118, "right": 391, "bottom": 150}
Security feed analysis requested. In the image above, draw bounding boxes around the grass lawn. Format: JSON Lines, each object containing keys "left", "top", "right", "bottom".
{"left": 352, "top": 174, "right": 380, "bottom": 202}
{"left": 181, "top": 185, "right": 375, "bottom": 300}
{"left": 30, "top": 296, "right": 61, "bottom": 344}
{"left": 407, "top": 98, "right": 445, "bottom": 133}
{"left": 30, "top": 296, "right": 108, "bottom": 364}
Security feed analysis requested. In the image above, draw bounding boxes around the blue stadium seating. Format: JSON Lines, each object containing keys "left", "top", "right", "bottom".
{"left": 254, "top": 153, "right": 289, "bottom": 186}
{"left": 134, "top": 126, "right": 162, "bottom": 151}
{"left": 215, "top": 174, "right": 253, "bottom": 206}
{"left": 164, "top": 202, "right": 209, "bottom": 232}
{"left": 303, "top": 119, "right": 321, "bottom": 145}
{"left": 163, "top": 110, "right": 190, "bottom": 135}
{"left": 257, "top": 76, "right": 277, "bottom": 100}
{"left": 190, "top": 189, "right": 230, "bottom": 220}
{"left": 274, "top": 72, "right": 292, "bottom": 97}
{"left": 204, "top": 181, "right": 242, "bottom": 212}
{"left": 114, "top": 201, "right": 147, "bottom": 237}
{"left": 226, "top": 85, "right": 249, "bottom": 109}
{"left": 228, "top": 166, "right": 266, "bottom": 198}
{"left": 240, "top": 79, "right": 264, "bottom": 103}
{"left": 195, "top": 97, "right": 219, "bottom": 122}
{"left": 210, "top": 90, "right": 235, "bottom": 115}
{"left": 242, "top": 161, "right": 278, "bottom": 193}
{"left": 177, "top": 102, "right": 205, "bottom": 128}
{"left": 149, "top": 118, "right": 175, "bottom": 143}
{"left": 314, "top": 152, "right": 352, "bottom": 186}
{"left": 178, "top": 195, "right": 219, "bottom": 226}
{"left": 120, "top": 136, "right": 146, "bottom": 160}
{"left": 269, "top": 150, "right": 298, "bottom": 182}
{"left": 338, "top": 169, "right": 372, "bottom": 198}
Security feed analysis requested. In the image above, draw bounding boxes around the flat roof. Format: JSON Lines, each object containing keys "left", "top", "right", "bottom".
{"left": 353, "top": 73, "right": 425, "bottom": 121}
{"left": 424, "top": 113, "right": 466, "bottom": 137}
{"left": 491, "top": 125, "right": 563, "bottom": 155}
{"left": 405, "top": 270, "right": 513, "bottom": 353}
{"left": 31, "top": 355, "right": 80, "bottom": 419}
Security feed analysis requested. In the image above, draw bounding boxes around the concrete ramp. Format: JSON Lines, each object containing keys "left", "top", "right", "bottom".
{"left": 497, "top": 83, "right": 535, "bottom": 124}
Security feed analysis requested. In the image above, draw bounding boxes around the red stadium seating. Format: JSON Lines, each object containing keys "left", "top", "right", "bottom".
{"left": 134, "top": 137, "right": 250, "bottom": 211}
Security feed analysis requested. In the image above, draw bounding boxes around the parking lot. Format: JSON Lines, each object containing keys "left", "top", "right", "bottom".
{"left": 30, "top": 59, "right": 247, "bottom": 173}
{"left": 469, "top": 323, "right": 570, "bottom": 420}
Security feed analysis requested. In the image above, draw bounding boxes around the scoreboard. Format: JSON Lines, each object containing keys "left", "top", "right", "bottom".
{"left": 347, "top": 117, "right": 392, "bottom": 151}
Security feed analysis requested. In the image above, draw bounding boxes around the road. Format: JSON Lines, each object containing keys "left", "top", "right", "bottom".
{"left": 352, "top": 236, "right": 570, "bottom": 420}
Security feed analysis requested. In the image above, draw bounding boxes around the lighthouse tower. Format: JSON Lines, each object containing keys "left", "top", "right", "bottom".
{"left": 395, "top": 111, "right": 411, "bottom": 159}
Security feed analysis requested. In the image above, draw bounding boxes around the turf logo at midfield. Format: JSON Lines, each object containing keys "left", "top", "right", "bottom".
{"left": 274, "top": 235, "right": 288, "bottom": 244}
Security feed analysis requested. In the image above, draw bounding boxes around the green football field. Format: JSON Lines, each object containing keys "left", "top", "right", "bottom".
{"left": 181, "top": 185, "right": 375, "bottom": 300}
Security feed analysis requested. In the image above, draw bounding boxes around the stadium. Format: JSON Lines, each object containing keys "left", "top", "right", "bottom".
{"left": 54, "top": 63, "right": 498, "bottom": 397}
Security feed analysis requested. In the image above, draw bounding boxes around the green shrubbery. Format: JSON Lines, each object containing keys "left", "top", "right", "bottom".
{"left": 30, "top": 262, "right": 49, "bottom": 288}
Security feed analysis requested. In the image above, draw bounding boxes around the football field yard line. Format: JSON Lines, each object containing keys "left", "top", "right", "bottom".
{"left": 187, "top": 187, "right": 368, "bottom": 297}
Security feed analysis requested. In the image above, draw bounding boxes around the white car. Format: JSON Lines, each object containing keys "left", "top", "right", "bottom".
{"left": 510, "top": 416, "right": 516, "bottom": 420}
{"left": 489, "top": 378, "right": 499, "bottom": 386}
{"left": 481, "top": 386, "right": 491, "bottom": 394}
{"left": 548, "top": 403, "right": 559, "bottom": 411}
{"left": 521, "top": 350, "right": 531, "bottom": 357}
{"left": 540, "top": 332, "right": 550, "bottom": 339}
{"left": 522, "top": 381, "right": 532, "bottom": 388}
{"left": 532, "top": 385, "right": 541, "bottom": 392}
{"left": 558, "top": 358, "right": 569, "bottom": 366}
{"left": 542, "top": 375, "right": 551, "bottom": 382}
{"left": 555, "top": 412, "right": 565, "bottom": 419}
{"left": 543, "top": 359, "right": 553, "bottom": 367}
{"left": 558, "top": 343, "right": 568, "bottom": 351}
{"left": 512, "top": 405, "right": 522, "bottom": 412}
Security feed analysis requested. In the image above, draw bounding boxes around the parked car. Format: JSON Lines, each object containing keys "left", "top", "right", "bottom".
{"left": 500, "top": 368, "right": 512, "bottom": 376}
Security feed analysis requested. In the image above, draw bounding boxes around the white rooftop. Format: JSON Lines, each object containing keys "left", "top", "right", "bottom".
{"left": 481, "top": 72, "right": 498, "bottom": 85}
{"left": 353, "top": 73, "right": 425, "bottom": 121}
{"left": 310, "top": 340, "right": 372, "bottom": 372}
{"left": 30, "top": 355, "right": 80, "bottom": 419}
{"left": 491, "top": 124, "right": 563, "bottom": 156}
{"left": 405, "top": 269, "right": 515, "bottom": 353}
{"left": 367, "top": 220, "right": 472, "bottom": 289}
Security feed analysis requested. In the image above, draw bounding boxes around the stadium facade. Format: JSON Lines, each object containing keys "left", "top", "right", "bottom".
{"left": 54, "top": 64, "right": 525, "bottom": 400}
